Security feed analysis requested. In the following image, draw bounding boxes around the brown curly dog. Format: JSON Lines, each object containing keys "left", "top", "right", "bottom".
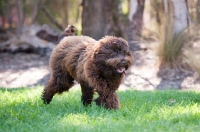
{"left": 42, "top": 36, "right": 132, "bottom": 109}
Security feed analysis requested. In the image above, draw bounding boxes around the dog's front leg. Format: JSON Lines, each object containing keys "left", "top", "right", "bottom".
{"left": 95, "top": 90, "right": 120, "bottom": 109}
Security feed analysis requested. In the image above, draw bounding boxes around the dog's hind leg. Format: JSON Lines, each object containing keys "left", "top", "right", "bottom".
{"left": 42, "top": 70, "right": 74, "bottom": 104}
{"left": 80, "top": 82, "right": 94, "bottom": 106}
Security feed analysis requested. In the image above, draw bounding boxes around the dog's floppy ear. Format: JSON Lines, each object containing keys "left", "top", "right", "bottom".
{"left": 93, "top": 40, "right": 103, "bottom": 58}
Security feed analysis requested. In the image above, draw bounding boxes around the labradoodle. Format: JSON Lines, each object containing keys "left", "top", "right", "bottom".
{"left": 42, "top": 35, "right": 132, "bottom": 109}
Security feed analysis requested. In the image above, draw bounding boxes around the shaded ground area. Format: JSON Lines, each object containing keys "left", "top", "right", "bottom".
{"left": 0, "top": 53, "right": 50, "bottom": 88}
{"left": 0, "top": 45, "right": 200, "bottom": 90}
{"left": 121, "top": 43, "right": 200, "bottom": 90}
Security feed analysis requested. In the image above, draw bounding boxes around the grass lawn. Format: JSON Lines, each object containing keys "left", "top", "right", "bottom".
{"left": 0, "top": 86, "right": 200, "bottom": 132}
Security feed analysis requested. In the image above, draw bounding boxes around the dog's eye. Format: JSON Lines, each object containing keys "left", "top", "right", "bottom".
{"left": 124, "top": 51, "right": 131, "bottom": 56}
{"left": 111, "top": 52, "right": 117, "bottom": 56}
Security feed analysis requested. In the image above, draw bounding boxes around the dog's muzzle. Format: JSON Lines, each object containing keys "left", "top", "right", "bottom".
{"left": 116, "top": 60, "right": 129, "bottom": 75}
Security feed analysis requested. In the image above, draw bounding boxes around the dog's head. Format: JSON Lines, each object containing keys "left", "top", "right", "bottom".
{"left": 93, "top": 36, "right": 132, "bottom": 77}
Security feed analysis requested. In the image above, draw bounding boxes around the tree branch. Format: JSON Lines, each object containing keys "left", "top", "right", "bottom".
{"left": 41, "top": 6, "right": 63, "bottom": 30}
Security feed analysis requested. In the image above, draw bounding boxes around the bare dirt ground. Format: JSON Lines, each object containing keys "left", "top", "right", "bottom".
{"left": 0, "top": 53, "right": 50, "bottom": 88}
{"left": 122, "top": 48, "right": 200, "bottom": 90}
{"left": 0, "top": 45, "right": 200, "bottom": 90}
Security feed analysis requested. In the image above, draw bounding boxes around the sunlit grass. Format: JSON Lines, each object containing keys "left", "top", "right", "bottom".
{"left": 1, "top": 86, "right": 200, "bottom": 132}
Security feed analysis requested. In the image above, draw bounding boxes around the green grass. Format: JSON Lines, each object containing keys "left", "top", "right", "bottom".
{"left": 1, "top": 86, "right": 200, "bottom": 132}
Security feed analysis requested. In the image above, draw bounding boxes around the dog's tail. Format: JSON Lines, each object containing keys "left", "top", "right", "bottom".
{"left": 57, "top": 25, "right": 76, "bottom": 43}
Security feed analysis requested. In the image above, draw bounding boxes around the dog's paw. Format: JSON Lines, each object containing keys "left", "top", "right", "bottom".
{"left": 82, "top": 99, "right": 92, "bottom": 106}
{"left": 94, "top": 97, "right": 120, "bottom": 109}
{"left": 94, "top": 97, "right": 106, "bottom": 107}
{"left": 41, "top": 96, "right": 52, "bottom": 105}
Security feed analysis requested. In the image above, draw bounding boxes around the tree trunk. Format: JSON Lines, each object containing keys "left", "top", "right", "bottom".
{"left": 6, "top": 1, "right": 12, "bottom": 27}
{"left": 41, "top": 7, "right": 63, "bottom": 30}
{"left": 62, "top": 0, "right": 68, "bottom": 27}
{"left": 170, "top": 0, "right": 189, "bottom": 34}
{"left": 31, "top": 0, "right": 40, "bottom": 24}
{"left": 81, "top": 0, "right": 123, "bottom": 40}
{"left": 127, "top": 0, "right": 145, "bottom": 51}
{"left": 0, "top": 9, "right": 4, "bottom": 27}
{"left": 196, "top": 0, "right": 200, "bottom": 23}
{"left": 15, "top": 0, "right": 24, "bottom": 34}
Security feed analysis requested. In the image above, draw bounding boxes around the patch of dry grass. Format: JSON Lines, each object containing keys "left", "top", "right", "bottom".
{"left": 157, "top": 22, "right": 200, "bottom": 75}
{"left": 184, "top": 49, "right": 200, "bottom": 76}
{"left": 156, "top": 20, "right": 200, "bottom": 75}
{"left": 156, "top": 27, "right": 183, "bottom": 67}
{"left": 154, "top": 1, "right": 200, "bottom": 76}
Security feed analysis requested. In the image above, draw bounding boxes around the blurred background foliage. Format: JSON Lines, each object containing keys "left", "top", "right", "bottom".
{"left": 0, "top": 0, "right": 199, "bottom": 37}
{"left": 0, "top": 0, "right": 82, "bottom": 31}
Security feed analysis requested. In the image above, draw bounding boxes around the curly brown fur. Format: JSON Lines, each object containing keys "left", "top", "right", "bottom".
{"left": 42, "top": 36, "right": 132, "bottom": 109}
